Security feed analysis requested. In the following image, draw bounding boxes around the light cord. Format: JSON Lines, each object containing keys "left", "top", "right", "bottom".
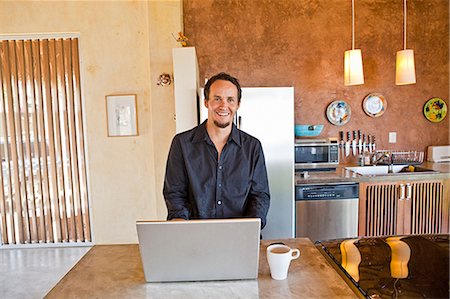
{"left": 352, "top": 0, "right": 355, "bottom": 49}
{"left": 403, "top": 0, "right": 407, "bottom": 50}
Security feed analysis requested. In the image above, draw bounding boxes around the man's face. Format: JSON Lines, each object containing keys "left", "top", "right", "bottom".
{"left": 205, "top": 80, "right": 240, "bottom": 129}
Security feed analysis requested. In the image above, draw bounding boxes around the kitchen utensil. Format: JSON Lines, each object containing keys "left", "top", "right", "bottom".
{"left": 295, "top": 124, "right": 324, "bottom": 137}
{"left": 358, "top": 130, "right": 362, "bottom": 155}
{"left": 339, "top": 131, "right": 345, "bottom": 160}
{"left": 372, "top": 135, "right": 377, "bottom": 152}
{"left": 362, "top": 134, "right": 366, "bottom": 154}
{"left": 352, "top": 130, "right": 357, "bottom": 156}
{"left": 345, "top": 131, "right": 351, "bottom": 157}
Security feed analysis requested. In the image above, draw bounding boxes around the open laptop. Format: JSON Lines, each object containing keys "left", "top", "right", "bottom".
{"left": 136, "top": 218, "right": 261, "bottom": 282}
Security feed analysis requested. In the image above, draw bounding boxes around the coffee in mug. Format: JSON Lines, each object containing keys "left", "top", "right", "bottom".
{"left": 266, "top": 244, "right": 300, "bottom": 280}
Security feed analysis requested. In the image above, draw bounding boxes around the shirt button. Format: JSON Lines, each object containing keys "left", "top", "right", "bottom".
{"left": 219, "top": 166, "right": 222, "bottom": 170}
{"left": 218, "top": 183, "right": 222, "bottom": 187}
{"left": 218, "top": 200, "right": 222, "bottom": 205}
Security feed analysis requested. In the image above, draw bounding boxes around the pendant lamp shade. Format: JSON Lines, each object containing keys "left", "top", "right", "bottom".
{"left": 395, "top": 0, "right": 416, "bottom": 85}
{"left": 344, "top": 0, "right": 364, "bottom": 86}
{"left": 344, "top": 49, "right": 364, "bottom": 86}
{"left": 395, "top": 49, "right": 416, "bottom": 85}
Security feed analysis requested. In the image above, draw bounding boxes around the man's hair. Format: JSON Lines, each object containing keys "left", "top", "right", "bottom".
{"left": 204, "top": 72, "right": 242, "bottom": 103}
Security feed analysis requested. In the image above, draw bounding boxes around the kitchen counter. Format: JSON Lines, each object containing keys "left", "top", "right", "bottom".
{"left": 296, "top": 162, "right": 450, "bottom": 185}
{"left": 45, "top": 238, "right": 357, "bottom": 298}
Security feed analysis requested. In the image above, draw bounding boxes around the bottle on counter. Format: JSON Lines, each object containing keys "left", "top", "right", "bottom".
{"left": 358, "top": 154, "right": 364, "bottom": 166}
{"left": 364, "top": 151, "right": 372, "bottom": 165}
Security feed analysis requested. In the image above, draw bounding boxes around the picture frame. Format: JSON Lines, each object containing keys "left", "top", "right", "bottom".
{"left": 106, "top": 94, "right": 138, "bottom": 137}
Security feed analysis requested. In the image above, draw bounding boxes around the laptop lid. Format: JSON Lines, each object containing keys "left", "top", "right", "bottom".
{"left": 136, "top": 218, "right": 261, "bottom": 282}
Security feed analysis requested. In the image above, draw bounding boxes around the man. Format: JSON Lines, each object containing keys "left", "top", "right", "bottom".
{"left": 163, "top": 72, "right": 270, "bottom": 228}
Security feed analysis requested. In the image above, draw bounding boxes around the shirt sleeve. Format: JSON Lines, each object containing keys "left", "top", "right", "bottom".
{"left": 163, "top": 136, "right": 190, "bottom": 220}
{"left": 244, "top": 141, "right": 270, "bottom": 228}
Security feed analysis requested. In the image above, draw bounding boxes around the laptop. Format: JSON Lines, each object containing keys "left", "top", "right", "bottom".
{"left": 136, "top": 218, "right": 261, "bottom": 282}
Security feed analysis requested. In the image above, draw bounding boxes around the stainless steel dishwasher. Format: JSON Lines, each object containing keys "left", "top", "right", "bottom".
{"left": 295, "top": 182, "right": 359, "bottom": 242}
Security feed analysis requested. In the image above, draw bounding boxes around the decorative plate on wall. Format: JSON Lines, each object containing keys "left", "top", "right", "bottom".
{"left": 326, "top": 100, "right": 351, "bottom": 126}
{"left": 363, "top": 93, "right": 387, "bottom": 117}
{"left": 424, "top": 97, "right": 448, "bottom": 122}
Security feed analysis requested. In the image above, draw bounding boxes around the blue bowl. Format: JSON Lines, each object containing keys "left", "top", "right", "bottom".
{"left": 295, "top": 124, "right": 324, "bottom": 137}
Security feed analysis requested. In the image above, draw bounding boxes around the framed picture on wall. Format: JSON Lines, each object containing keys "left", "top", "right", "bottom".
{"left": 106, "top": 94, "right": 138, "bottom": 137}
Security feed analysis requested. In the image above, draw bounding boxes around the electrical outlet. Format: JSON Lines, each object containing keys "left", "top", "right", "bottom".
{"left": 389, "top": 132, "right": 397, "bottom": 143}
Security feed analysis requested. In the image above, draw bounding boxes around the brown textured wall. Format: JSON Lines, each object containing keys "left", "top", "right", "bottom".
{"left": 184, "top": 0, "right": 449, "bottom": 160}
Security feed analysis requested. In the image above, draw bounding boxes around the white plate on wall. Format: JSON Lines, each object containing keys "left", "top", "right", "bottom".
{"left": 363, "top": 93, "right": 387, "bottom": 117}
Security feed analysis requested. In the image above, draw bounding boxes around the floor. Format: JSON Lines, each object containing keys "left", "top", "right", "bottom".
{"left": 1, "top": 245, "right": 91, "bottom": 299}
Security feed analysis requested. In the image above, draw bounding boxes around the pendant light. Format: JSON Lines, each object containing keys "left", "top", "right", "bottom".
{"left": 344, "top": 0, "right": 364, "bottom": 86}
{"left": 395, "top": 0, "right": 416, "bottom": 85}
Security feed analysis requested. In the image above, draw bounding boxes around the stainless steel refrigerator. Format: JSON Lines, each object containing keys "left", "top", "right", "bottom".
{"left": 199, "top": 87, "right": 294, "bottom": 239}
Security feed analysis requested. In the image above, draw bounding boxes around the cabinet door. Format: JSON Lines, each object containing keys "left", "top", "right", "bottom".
{"left": 407, "top": 180, "right": 449, "bottom": 234}
{"left": 359, "top": 182, "right": 400, "bottom": 237}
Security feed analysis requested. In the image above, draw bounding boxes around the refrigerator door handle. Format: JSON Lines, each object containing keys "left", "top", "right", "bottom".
{"left": 237, "top": 115, "right": 242, "bottom": 129}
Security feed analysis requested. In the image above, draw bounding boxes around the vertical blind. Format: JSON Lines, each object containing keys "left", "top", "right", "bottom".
{"left": 0, "top": 37, "right": 90, "bottom": 245}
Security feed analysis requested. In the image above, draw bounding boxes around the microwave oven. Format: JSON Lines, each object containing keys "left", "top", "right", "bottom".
{"left": 295, "top": 138, "right": 339, "bottom": 171}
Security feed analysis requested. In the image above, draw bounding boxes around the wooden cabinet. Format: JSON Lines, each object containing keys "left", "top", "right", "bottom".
{"left": 358, "top": 179, "right": 449, "bottom": 236}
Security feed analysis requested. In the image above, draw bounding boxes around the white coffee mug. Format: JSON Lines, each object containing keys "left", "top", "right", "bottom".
{"left": 266, "top": 244, "right": 300, "bottom": 280}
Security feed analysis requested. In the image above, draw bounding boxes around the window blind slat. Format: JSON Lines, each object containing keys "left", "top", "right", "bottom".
{"left": 16, "top": 40, "right": 38, "bottom": 243}
{"left": 32, "top": 40, "right": 52, "bottom": 243}
{"left": 71, "top": 39, "right": 90, "bottom": 241}
{"left": 24, "top": 40, "right": 44, "bottom": 243}
{"left": 7, "top": 40, "right": 27, "bottom": 244}
{"left": 0, "top": 41, "right": 16, "bottom": 244}
{"left": 40, "top": 39, "right": 61, "bottom": 243}
{"left": 55, "top": 39, "right": 75, "bottom": 242}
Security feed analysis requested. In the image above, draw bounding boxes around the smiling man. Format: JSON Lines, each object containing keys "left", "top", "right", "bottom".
{"left": 163, "top": 72, "right": 270, "bottom": 228}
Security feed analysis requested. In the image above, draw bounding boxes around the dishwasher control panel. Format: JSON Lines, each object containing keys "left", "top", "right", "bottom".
{"left": 296, "top": 183, "right": 359, "bottom": 200}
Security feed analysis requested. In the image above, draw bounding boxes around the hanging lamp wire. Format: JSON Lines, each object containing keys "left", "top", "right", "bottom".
{"left": 403, "top": 0, "right": 407, "bottom": 50}
{"left": 352, "top": 0, "right": 355, "bottom": 50}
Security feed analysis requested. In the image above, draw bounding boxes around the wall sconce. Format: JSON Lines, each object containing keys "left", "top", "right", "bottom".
{"left": 344, "top": 0, "right": 364, "bottom": 86}
{"left": 157, "top": 73, "right": 172, "bottom": 86}
{"left": 395, "top": 0, "right": 416, "bottom": 85}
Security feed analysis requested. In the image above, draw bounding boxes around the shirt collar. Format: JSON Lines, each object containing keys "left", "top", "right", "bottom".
{"left": 192, "top": 120, "right": 241, "bottom": 147}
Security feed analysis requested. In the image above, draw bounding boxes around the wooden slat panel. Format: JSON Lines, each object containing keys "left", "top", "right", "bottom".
{"left": 358, "top": 183, "right": 367, "bottom": 236}
{"left": 16, "top": 40, "right": 38, "bottom": 243}
{"left": 7, "top": 40, "right": 28, "bottom": 244}
{"left": 55, "top": 39, "right": 75, "bottom": 242}
{"left": 436, "top": 183, "right": 441, "bottom": 232}
{"left": 430, "top": 183, "right": 436, "bottom": 232}
{"left": 0, "top": 57, "right": 8, "bottom": 245}
{"left": 48, "top": 39, "right": 68, "bottom": 242}
{"left": 24, "top": 40, "right": 45, "bottom": 243}
{"left": 364, "top": 183, "right": 398, "bottom": 237}
{"left": 0, "top": 40, "right": 16, "bottom": 244}
{"left": 71, "top": 39, "right": 90, "bottom": 241}
{"left": 32, "top": 39, "right": 52, "bottom": 243}
{"left": 440, "top": 181, "right": 448, "bottom": 233}
{"left": 40, "top": 39, "right": 61, "bottom": 242}
{"left": 411, "top": 182, "right": 416, "bottom": 233}
{"left": 63, "top": 39, "right": 83, "bottom": 242}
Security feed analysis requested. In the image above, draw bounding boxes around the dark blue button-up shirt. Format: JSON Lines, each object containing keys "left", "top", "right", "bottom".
{"left": 163, "top": 121, "right": 270, "bottom": 228}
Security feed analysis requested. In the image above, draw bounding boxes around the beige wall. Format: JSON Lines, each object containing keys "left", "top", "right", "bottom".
{"left": 0, "top": 0, "right": 181, "bottom": 244}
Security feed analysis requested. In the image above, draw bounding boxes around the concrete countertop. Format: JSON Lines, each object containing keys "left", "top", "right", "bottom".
{"left": 45, "top": 239, "right": 357, "bottom": 298}
{"left": 295, "top": 162, "right": 450, "bottom": 185}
